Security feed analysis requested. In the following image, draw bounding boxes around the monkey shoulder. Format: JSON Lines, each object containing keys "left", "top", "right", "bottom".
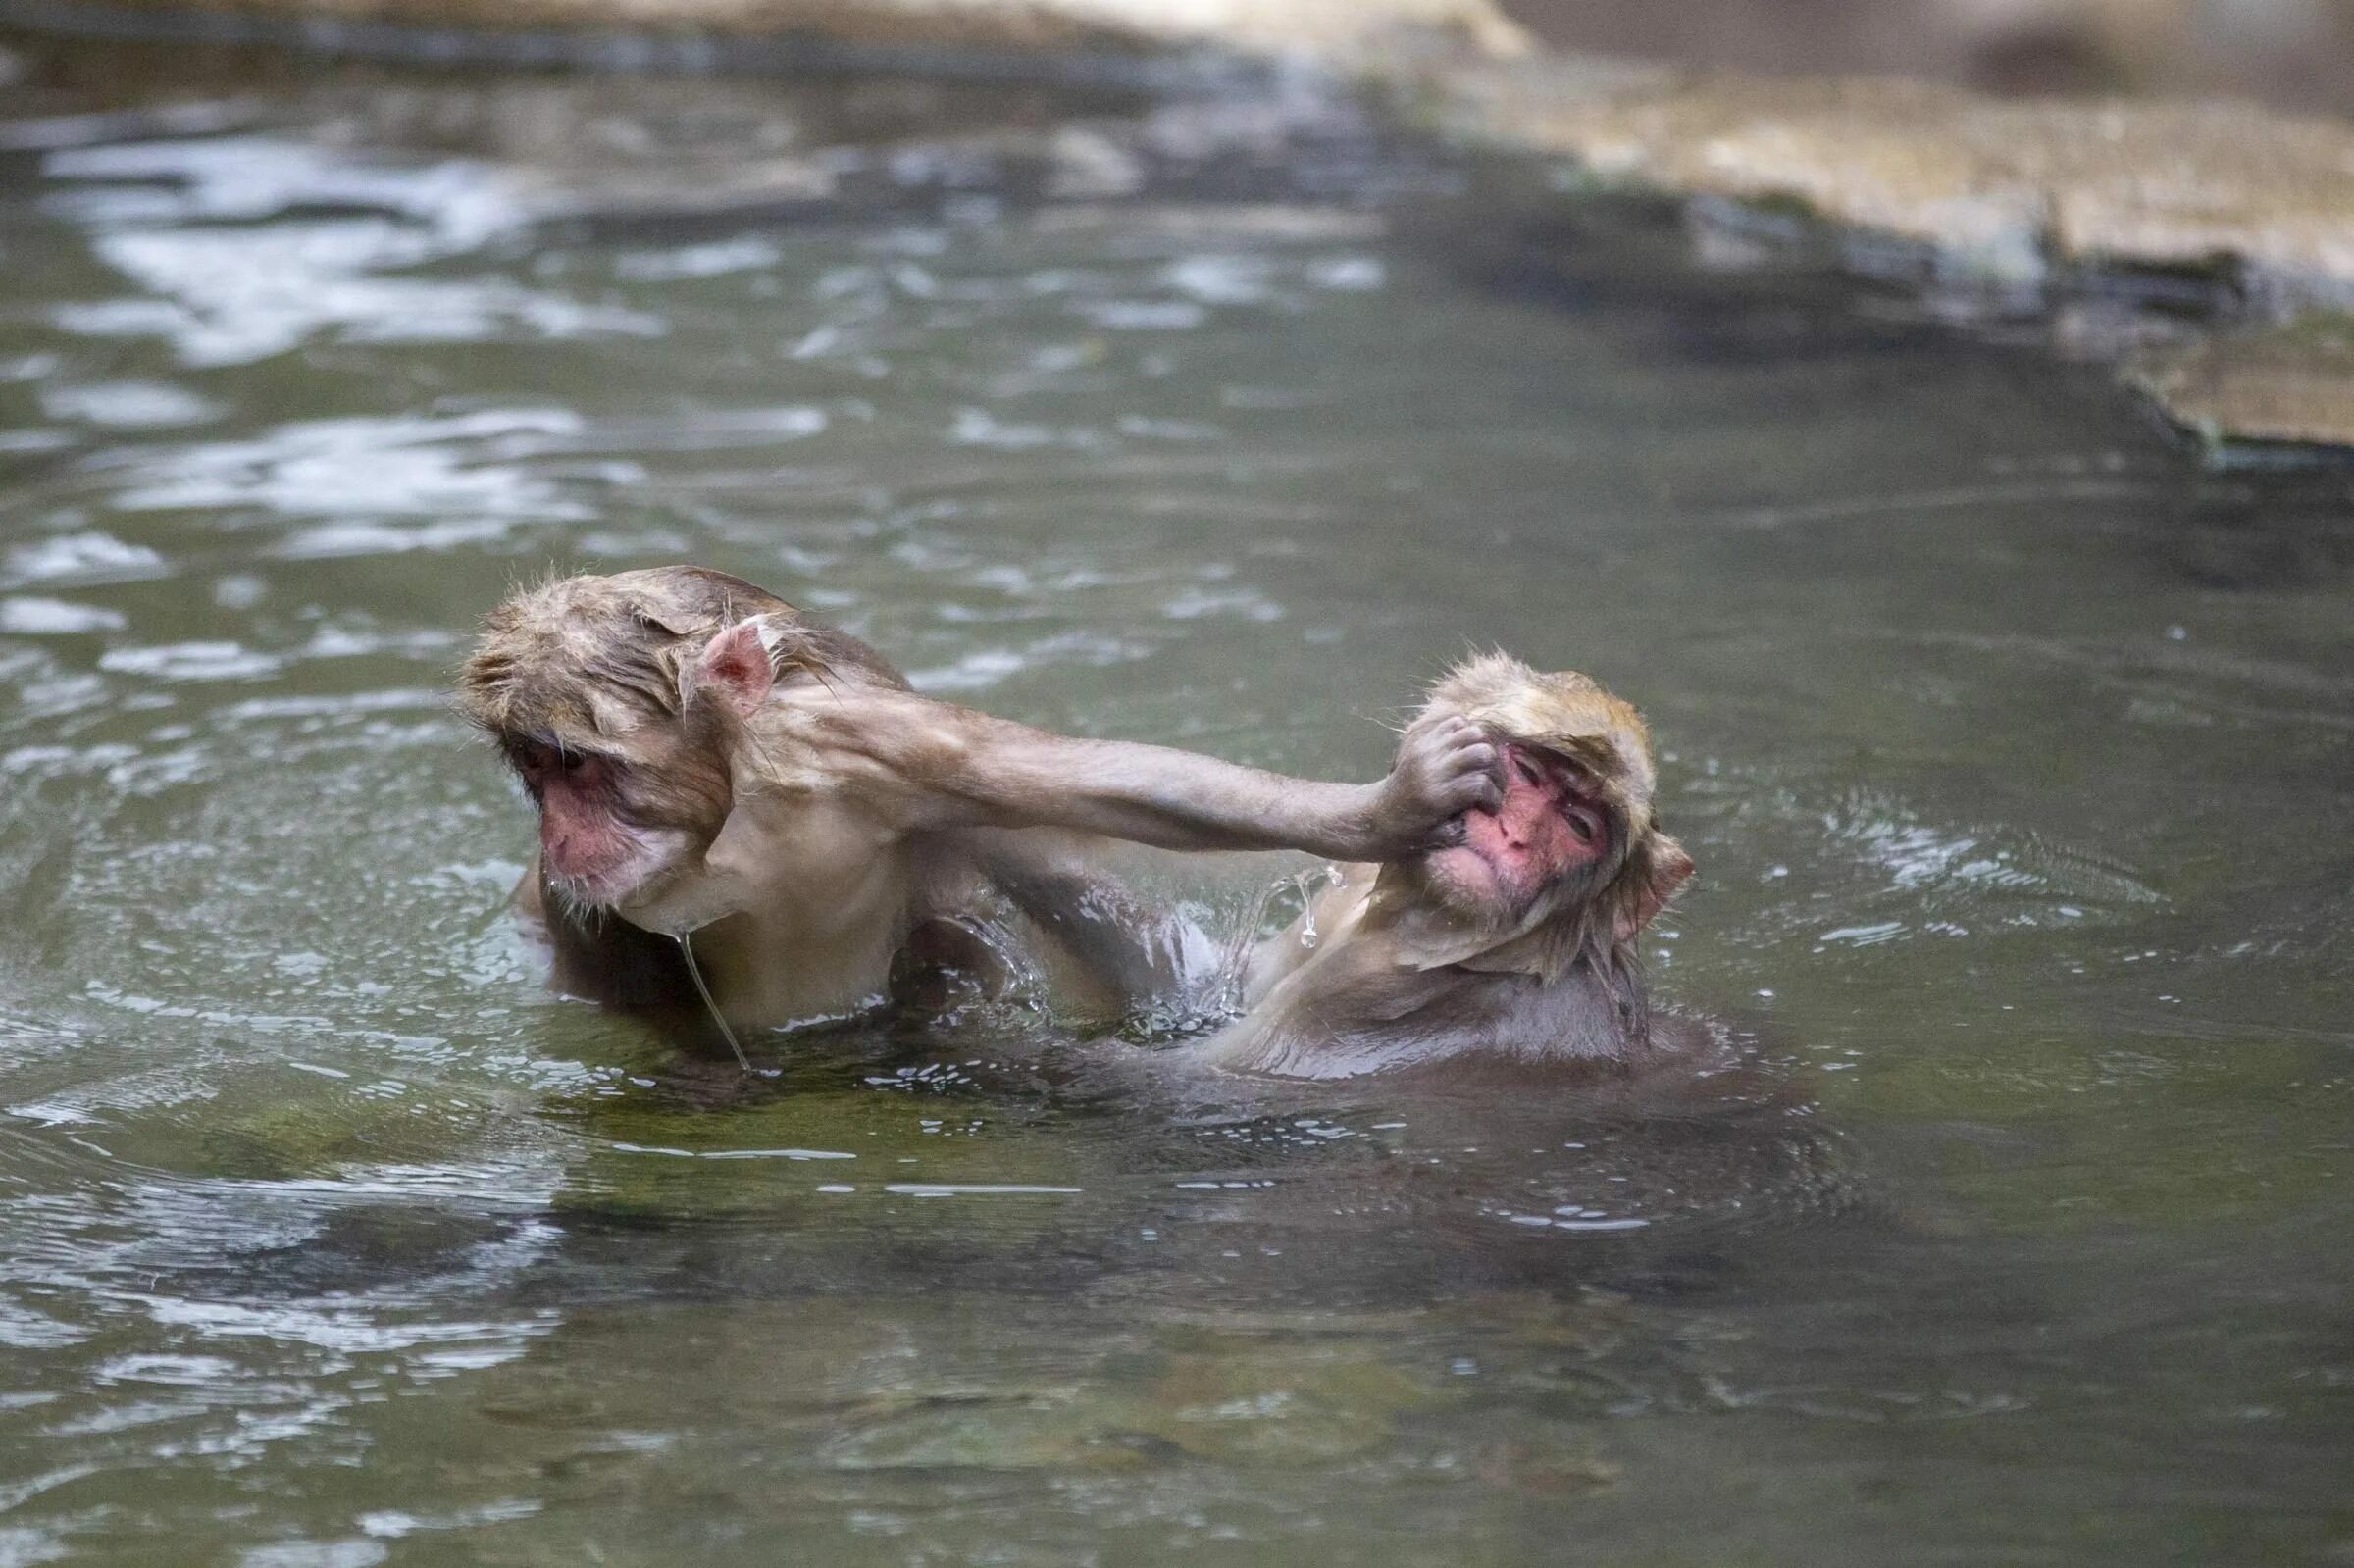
{"left": 762, "top": 683, "right": 975, "bottom": 802}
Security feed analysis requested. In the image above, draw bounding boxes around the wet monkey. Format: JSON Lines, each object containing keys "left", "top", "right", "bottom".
{"left": 1209, "top": 654, "right": 1696, "bottom": 1076}
{"left": 999, "top": 654, "right": 1697, "bottom": 1078}
{"left": 455, "top": 567, "right": 1502, "bottom": 1037}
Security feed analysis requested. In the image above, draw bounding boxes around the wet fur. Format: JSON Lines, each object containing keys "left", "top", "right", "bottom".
{"left": 1201, "top": 654, "right": 1695, "bottom": 1078}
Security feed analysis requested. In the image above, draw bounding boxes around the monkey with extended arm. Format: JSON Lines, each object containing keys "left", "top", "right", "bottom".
{"left": 454, "top": 567, "right": 1501, "bottom": 1037}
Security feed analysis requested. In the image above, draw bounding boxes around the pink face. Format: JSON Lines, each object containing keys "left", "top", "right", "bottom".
{"left": 509, "top": 739, "right": 675, "bottom": 908}
{"left": 1426, "top": 741, "right": 1610, "bottom": 915}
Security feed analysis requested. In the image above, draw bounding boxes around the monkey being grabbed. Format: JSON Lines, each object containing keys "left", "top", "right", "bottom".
{"left": 994, "top": 653, "right": 1696, "bottom": 1078}
{"left": 454, "top": 567, "right": 1501, "bottom": 1036}
{"left": 1206, "top": 654, "right": 1696, "bottom": 1076}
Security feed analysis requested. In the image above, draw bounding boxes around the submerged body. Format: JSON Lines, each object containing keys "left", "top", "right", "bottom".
{"left": 1205, "top": 861, "right": 1685, "bottom": 1077}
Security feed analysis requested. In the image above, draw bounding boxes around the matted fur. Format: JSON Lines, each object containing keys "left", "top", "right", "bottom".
{"left": 454, "top": 566, "right": 903, "bottom": 746}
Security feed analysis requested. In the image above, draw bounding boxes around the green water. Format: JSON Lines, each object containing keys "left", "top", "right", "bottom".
{"left": 0, "top": 35, "right": 2349, "bottom": 1566}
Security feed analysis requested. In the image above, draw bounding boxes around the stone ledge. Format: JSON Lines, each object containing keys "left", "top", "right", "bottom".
{"left": 1, "top": 0, "right": 1533, "bottom": 62}
{"left": 2124, "top": 318, "right": 2354, "bottom": 452}
{"left": 1431, "top": 61, "right": 2354, "bottom": 453}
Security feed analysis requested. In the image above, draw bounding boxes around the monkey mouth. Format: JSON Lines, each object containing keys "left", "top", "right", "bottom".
{"left": 544, "top": 861, "right": 648, "bottom": 915}
{"left": 542, "top": 827, "right": 684, "bottom": 916}
{"left": 1423, "top": 840, "right": 1533, "bottom": 919}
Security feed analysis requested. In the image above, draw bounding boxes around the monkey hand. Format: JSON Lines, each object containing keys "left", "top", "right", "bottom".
{"left": 1362, "top": 713, "right": 1502, "bottom": 858}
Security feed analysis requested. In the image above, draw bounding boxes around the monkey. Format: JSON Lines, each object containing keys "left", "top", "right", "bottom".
{"left": 1205, "top": 654, "right": 1697, "bottom": 1076}
{"left": 453, "top": 566, "right": 1503, "bottom": 1038}
{"left": 987, "top": 653, "right": 1697, "bottom": 1079}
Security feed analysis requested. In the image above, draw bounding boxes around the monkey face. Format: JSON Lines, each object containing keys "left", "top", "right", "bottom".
{"left": 1420, "top": 741, "right": 1611, "bottom": 921}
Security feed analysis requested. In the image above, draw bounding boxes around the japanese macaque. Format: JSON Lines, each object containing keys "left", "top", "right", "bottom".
{"left": 998, "top": 653, "right": 1697, "bottom": 1078}
{"left": 1203, "top": 654, "right": 1696, "bottom": 1077}
{"left": 454, "top": 566, "right": 1501, "bottom": 1039}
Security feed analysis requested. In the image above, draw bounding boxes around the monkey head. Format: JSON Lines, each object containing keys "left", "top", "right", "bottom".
{"left": 1386, "top": 654, "right": 1693, "bottom": 975}
{"left": 455, "top": 567, "right": 840, "bottom": 926}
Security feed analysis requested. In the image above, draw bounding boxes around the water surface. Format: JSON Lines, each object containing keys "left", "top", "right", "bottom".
{"left": 0, "top": 36, "right": 2350, "bottom": 1566}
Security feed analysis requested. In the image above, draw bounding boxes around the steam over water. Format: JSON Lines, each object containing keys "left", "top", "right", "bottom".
{"left": 0, "top": 35, "right": 2349, "bottom": 1565}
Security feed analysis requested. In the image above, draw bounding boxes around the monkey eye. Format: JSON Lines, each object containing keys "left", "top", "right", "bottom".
{"left": 507, "top": 739, "right": 594, "bottom": 779}
{"left": 1564, "top": 806, "right": 1601, "bottom": 845}
{"left": 1512, "top": 753, "right": 1546, "bottom": 786}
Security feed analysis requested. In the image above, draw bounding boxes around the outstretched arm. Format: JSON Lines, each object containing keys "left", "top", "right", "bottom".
{"left": 789, "top": 682, "right": 1501, "bottom": 861}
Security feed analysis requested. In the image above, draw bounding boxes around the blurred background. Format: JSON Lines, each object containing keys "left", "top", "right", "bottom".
{"left": 1503, "top": 0, "right": 2354, "bottom": 108}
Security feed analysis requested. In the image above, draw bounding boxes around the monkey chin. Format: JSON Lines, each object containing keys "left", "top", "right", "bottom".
{"left": 1410, "top": 845, "right": 1538, "bottom": 931}
{"left": 544, "top": 830, "right": 698, "bottom": 929}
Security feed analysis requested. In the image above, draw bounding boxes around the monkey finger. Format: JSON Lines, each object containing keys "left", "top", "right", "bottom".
{"left": 1451, "top": 737, "right": 1500, "bottom": 782}
{"left": 1424, "top": 725, "right": 1490, "bottom": 767}
{"left": 1407, "top": 712, "right": 1475, "bottom": 752}
{"left": 1439, "top": 743, "right": 1502, "bottom": 812}
{"left": 1444, "top": 718, "right": 1493, "bottom": 755}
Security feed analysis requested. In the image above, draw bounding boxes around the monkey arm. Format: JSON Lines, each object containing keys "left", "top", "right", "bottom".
{"left": 965, "top": 829, "right": 1214, "bottom": 1015}
{"left": 796, "top": 687, "right": 1500, "bottom": 861}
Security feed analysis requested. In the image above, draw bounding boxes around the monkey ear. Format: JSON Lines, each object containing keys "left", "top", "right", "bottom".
{"left": 686, "top": 619, "right": 775, "bottom": 719}
{"left": 1613, "top": 834, "right": 1695, "bottom": 944}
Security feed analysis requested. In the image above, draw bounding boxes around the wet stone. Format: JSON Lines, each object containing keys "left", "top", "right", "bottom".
{"left": 2124, "top": 317, "right": 2354, "bottom": 452}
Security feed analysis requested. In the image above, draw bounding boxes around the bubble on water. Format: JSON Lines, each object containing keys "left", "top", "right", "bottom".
{"left": 115, "top": 408, "right": 589, "bottom": 520}
{"left": 1161, "top": 587, "right": 1285, "bottom": 622}
{"left": 949, "top": 407, "right": 1078, "bottom": 450}
{"left": 64, "top": 223, "right": 661, "bottom": 368}
{"left": 1164, "top": 254, "right": 1273, "bottom": 306}
{"left": 1048, "top": 126, "right": 1145, "bottom": 200}
{"left": 1817, "top": 921, "right": 1907, "bottom": 948}
{"left": 274, "top": 521, "right": 515, "bottom": 561}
